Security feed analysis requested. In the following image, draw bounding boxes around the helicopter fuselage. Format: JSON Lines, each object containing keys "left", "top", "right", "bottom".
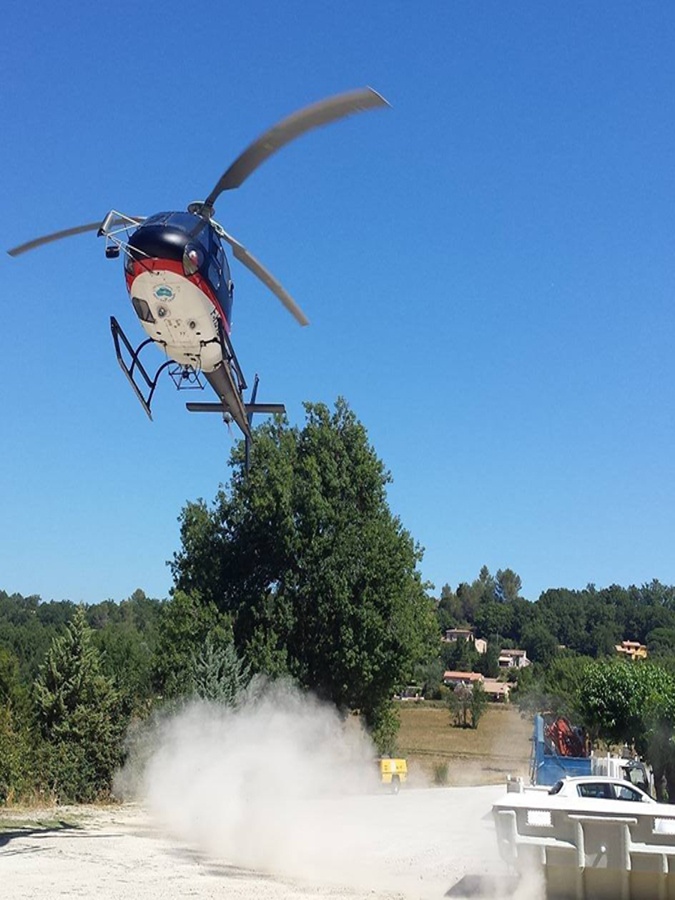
{"left": 125, "top": 212, "right": 233, "bottom": 372}
{"left": 117, "top": 210, "right": 254, "bottom": 435}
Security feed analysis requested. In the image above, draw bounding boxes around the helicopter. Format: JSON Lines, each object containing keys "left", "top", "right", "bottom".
{"left": 8, "top": 87, "right": 389, "bottom": 463}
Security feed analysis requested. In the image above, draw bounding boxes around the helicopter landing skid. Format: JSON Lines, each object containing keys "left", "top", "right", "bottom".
{"left": 110, "top": 316, "right": 202, "bottom": 419}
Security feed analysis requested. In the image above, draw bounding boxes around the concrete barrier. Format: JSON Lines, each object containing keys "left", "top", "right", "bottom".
{"left": 493, "top": 790, "right": 675, "bottom": 899}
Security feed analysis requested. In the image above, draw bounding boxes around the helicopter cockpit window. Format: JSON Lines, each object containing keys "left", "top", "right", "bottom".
{"left": 208, "top": 259, "right": 221, "bottom": 291}
{"left": 207, "top": 242, "right": 222, "bottom": 291}
{"left": 166, "top": 212, "right": 197, "bottom": 231}
{"left": 216, "top": 244, "right": 230, "bottom": 279}
{"left": 143, "top": 212, "right": 171, "bottom": 226}
{"left": 131, "top": 296, "right": 155, "bottom": 324}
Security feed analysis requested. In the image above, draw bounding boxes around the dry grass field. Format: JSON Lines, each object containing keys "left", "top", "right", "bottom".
{"left": 396, "top": 701, "right": 533, "bottom": 786}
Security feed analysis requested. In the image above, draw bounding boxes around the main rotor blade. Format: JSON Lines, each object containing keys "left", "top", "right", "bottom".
{"left": 8, "top": 213, "right": 145, "bottom": 257}
{"left": 8, "top": 222, "right": 103, "bottom": 257}
{"left": 204, "top": 87, "right": 389, "bottom": 207}
{"left": 218, "top": 228, "right": 309, "bottom": 327}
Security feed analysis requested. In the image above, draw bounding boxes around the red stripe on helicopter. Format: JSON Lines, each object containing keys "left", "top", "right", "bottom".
{"left": 124, "top": 258, "right": 231, "bottom": 333}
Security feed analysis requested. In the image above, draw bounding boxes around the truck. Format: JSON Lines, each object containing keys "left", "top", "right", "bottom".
{"left": 530, "top": 713, "right": 652, "bottom": 795}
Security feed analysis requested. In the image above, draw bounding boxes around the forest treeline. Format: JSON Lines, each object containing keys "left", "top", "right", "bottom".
{"left": 436, "top": 567, "right": 675, "bottom": 670}
{"left": 3, "top": 568, "right": 675, "bottom": 803}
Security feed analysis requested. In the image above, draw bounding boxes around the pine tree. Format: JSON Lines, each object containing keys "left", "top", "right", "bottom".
{"left": 192, "top": 636, "right": 251, "bottom": 705}
{"left": 34, "top": 606, "right": 126, "bottom": 801}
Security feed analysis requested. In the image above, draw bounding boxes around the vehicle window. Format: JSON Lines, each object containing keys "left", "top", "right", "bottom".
{"left": 548, "top": 781, "right": 564, "bottom": 795}
{"left": 167, "top": 212, "right": 199, "bottom": 231}
{"left": 625, "top": 767, "right": 649, "bottom": 792}
{"left": 613, "top": 784, "right": 644, "bottom": 802}
{"left": 577, "top": 782, "right": 613, "bottom": 799}
{"left": 131, "top": 296, "right": 155, "bottom": 324}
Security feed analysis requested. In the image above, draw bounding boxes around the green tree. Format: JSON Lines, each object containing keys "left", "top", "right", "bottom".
{"left": 152, "top": 590, "right": 231, "bottom": 698}
{"left": 521, "top": 622, "right": 558, "bottom": 666}
{"left": 441, "top": 635, "right": 480, "bottom": 672}
{"left": 646, "top": 627, "right": 675, "bottom": 658}
{"left": 476, "top": 639, "right": 500, "bottom": 678}
{"left": 475, "top": 601, "right": 514, "bottom": 642}
{"left": 644, "top": 691, "right": 675, "bottom": 801}
{"left": 92, "top": 592, "right": 162, "bottom": 713}
{"left": 586, "top": 621, "right": 621, "bottom": 658}
{"left": 192, "top": 636, "right": 251, "bottom": 704}
{"left": 456, "top": 581, "right": 482, "bottom": 624}
{"left": 436, "top": 584, "right": 462, "bottom": 633}
{"left": 470, "top": 681, "right": 488, "bottom": 729}
{"left": 369, "top": 701, "right": 400, "bottom": 755}
{"left": 0, "top": 646, "right": 34, "bottom": 802}
{"left": 447, "top": 681, "right": 487, "bottom": 728}
{"left": 0, "top": 704, "right": 34, "bottom": 803}
{"left": 448, "top": 682, "right": 472, "bottom": 728}
{"left": 413, "top": 657, "right": 444, "bottom": 699}
{"left": 515, "top": 652, "right": 592, "bottom": 718}
{"left": 0, "top": 647, "right": 26, "bottom": 711}
{"left": 34, "top": 606, "right": 126, "bottom": 802}
{"left": 576, "top": 660, "right": 675, "bottom": 752}
{"left": 171, "top": 399, "right": 438, "bottom": 734}
{"left": 0, "top": 591, "right": 75, "bottom": 683}
{"left": 575, "top": 659, "right": 675, "bottom": 800}
{"left": 495, "top": 569, "right": 523, "bottom": 603}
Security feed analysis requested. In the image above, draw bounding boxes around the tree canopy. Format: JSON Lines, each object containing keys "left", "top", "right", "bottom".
{"left": 171, "top": 399, "right": 438, "bottom": 728}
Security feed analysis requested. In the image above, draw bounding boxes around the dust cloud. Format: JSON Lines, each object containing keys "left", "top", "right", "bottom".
{"left": 117, "top": 681, "right": 543, "bottom": 899}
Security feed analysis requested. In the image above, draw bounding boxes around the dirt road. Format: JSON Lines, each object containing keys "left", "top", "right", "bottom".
{"left": 2, "top": 785, "right": 532, "bottom": 900}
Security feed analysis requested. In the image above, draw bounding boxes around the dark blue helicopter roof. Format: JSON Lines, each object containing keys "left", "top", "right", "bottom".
{"left": 129, "top": 211, "right": 206, "bottom": 261}
{"left": 142, "top": 211, "right": 202, "bottom": 231}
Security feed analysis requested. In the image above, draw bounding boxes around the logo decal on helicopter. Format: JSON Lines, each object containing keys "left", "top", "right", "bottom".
{"left": 153, "top": 285, "right": 175, "bottom": 301}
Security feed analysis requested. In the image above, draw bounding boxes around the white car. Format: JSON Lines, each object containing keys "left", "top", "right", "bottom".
{"left": 547, "top": 775, "right": 655, "bottom": 804}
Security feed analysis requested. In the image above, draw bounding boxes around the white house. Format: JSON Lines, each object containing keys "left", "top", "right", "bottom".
{"left": 498, "top": 648, "right": 530, "bottom": 669}
{"left": 443, "top": 628, "right": 487, "bottom": 654}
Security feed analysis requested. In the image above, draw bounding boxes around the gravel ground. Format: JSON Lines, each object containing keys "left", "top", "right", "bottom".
{"left": 1, "top": 785, "right": 535, "bottom": 900}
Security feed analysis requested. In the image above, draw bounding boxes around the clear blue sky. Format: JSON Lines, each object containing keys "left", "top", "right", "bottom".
{"left": 2, "top": 2, "right": 674, "bottom": 605}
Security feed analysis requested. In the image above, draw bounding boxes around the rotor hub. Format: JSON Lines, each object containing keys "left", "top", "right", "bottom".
{"left": 187, "top": 201, "right": 215, "bottom": 219}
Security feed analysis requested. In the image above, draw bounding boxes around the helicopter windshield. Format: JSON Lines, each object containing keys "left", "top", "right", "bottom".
{"left": 140, "top": 212, "right": 205, "bottom": 239}
{"left": 165, "top": 212, "right": 203, "bottom": 233}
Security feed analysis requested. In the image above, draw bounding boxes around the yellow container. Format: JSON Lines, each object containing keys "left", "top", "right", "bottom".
{"left": 379, "top": 758, "right": 408, "bottom": 793}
